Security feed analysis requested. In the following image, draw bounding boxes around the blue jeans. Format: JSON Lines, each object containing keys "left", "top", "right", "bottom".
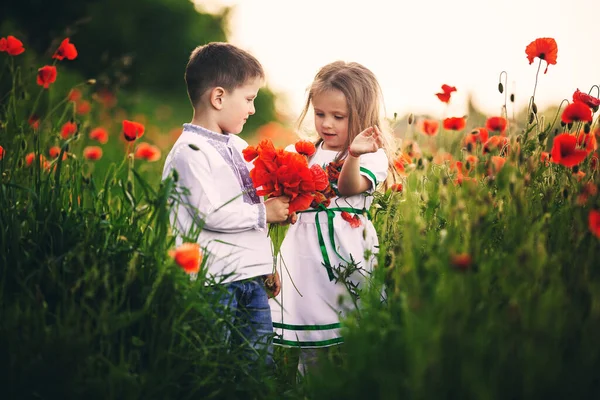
{"left": 214, "top": 276, "right": 274, "bottom": 368}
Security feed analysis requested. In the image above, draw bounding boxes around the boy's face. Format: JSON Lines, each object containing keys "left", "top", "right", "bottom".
{"left": 218, "top": 77, "right": 262, "bottom": 135}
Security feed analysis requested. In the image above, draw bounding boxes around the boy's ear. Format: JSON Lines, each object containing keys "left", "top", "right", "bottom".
{"left": 209, "top": 87, "right": 225, "bottom": 110}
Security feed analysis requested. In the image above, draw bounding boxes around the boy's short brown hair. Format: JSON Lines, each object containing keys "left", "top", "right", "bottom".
{"left": 185, "top": 42, "right": 264, "bottom": 108}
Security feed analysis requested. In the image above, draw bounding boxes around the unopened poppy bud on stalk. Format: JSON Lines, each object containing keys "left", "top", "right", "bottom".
{"left": 408, "top": 113, "right": 414, "bottom": 125}
{"left": 532, "top": 102, "right": 538, "bottom": 114}
{"left": 498, "top": 82, "right": 504, "bottom": 94}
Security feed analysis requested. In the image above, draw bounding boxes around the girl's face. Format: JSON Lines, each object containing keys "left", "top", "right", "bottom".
{"left": 312, "top": 89, "right": 349, "bottom": 151}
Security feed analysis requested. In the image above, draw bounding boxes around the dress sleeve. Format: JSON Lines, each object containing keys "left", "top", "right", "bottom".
{"left": 358, "top": 149, "right": 389, "bottom": 190}
{"left": 171, "top": 143, "right": 266, "bottom": 233}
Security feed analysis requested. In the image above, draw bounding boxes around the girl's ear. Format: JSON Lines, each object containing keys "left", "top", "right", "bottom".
{"left": 209, "top": 87, "right": 225, "bottom": 110}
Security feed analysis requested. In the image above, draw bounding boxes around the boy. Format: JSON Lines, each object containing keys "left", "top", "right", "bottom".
{"left": 161, "top": 42, "right": 289, "bottom": 366}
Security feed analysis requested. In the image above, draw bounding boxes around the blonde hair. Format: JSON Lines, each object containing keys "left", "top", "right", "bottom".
{"left": 297, "top": 61, "right": 398, "bottom": 189}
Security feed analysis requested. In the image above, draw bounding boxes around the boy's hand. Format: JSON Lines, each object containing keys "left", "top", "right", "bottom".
{"left": 349, "top": 125, "right": 384, "bottom": 156}
{"left": 264, "top": 271, "right": 281, "bottom": 297}
{"left": 265, "top": 196, "right": 290, "bottom": 223}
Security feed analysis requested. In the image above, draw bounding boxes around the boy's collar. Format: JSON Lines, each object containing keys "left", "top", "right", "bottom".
{"left": 183, "top": 123, "right": 230, "bottom": 143}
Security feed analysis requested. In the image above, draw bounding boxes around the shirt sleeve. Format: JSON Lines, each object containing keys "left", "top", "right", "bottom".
{"left": 171, "top": 143, "right": 266, "bottom": 234}
{"left": 359, "top": 149, "right": 389, "bottom": 191}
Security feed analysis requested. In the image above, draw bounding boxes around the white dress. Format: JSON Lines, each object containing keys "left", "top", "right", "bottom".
{"left": 270, "top": 143, "right": 388, "bottom": 347}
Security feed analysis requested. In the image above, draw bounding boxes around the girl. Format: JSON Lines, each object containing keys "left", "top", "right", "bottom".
{"left": 269, "top": 61, "right": 396, "bottom": 375}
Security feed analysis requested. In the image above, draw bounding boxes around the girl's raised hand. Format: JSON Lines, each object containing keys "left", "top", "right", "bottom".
{"left": 348, "top": 126, "right": 382, "bottom": 156}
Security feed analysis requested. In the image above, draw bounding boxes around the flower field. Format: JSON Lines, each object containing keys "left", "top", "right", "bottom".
{"left": 1, "top": 33, "right": 599, "bottom": 399}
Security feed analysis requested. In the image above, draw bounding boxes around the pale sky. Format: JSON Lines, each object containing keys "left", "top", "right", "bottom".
{"left": 196, "top": 0, "right": 599, "bottom": 122}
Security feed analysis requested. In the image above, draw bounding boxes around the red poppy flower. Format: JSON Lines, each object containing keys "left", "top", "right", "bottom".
{"left": 540, "top": 151, "right": 550, "bottom": 165}
{"left": 488, "top": 156, "right": 506, "bottom": 175}
{"left": 61, "top": 121, "right": 77, "bottom": 139}
{"left": 68, "top": 89, "right": 82, "bottom": 102}
{"left": 0, "top": 145, "right": 4, "bottom": 160}
{"left": 135, "top": 142, "right": 162, "bottom": 162}
{"left": 573, "top": 89, "right": 600, "bottom": 110}
{"left": 483, "top": 136, "right": 510, "bottom": 155}
{"left": 53, "top": 38, "right": 78, "bottom": 61}
{"left": 443, "top": 117, "right": 466, "bottom": 131}
{"left": 589, "top": 210, "right": 600, "bottom": 239}
{"left": 37, "top": 66, "right": 57, "bottom": 89}
{"left": 295, "top": 140, "right": 316, "bottom": 156}
{"left": 419, "top": 119, "right": 439, "bottom": 136}
{"left": 435, "top": 84, "right": 457, "bottom": 103}
{"left": 83, "top": 146, "right": 103, "bottom": 161}
{"left": 393, "top": 153, "right": 411, "bottom": 175}
{"left": 28, "top": 115, "right": 40, "bottom": 131}
{"left": 122, "top": 120, "right": 145, "bottom": 141}
{"left": 310, "top": 164, "right": 329, "bottom": 191}
{"left": 169, "top": 242, "right": 202, "bottom": 274}
{"left": 485, "top": 116, "right": 507, "bottom": 134}
{"left": 89, "top": 127, "right": 108, "bottom": 144}
{"left": 25, "top": 152, "right": 47, "bottom": 167}
{"left": 562, "top": 101, "right": 593, "bottom": 124}
{"left": 464, "top": 128, "right": 489, "bottom": 150}
{"left": 243, "top": 145, "right": 259, "bottom": 162}
{"left": 341, "top": 211, "right": 362, "bottom": 228}
{"left": 450, "top": 253, "right": 472, "bottom": 271}
{"left": 525, "top": 37, "right": 558, "bottom": 74}
{"left": 550, "top": 133, "right": 589, "bottom": 168}
{"left": 450, "top": 160, "right": 464, "bottom": 175}
{"left": 76, "top": 100, "right": 91, "bottom": 115}
{"left": 48, "top": 146, "right": 68, "bottom": 160}
{"left": 0, "top": 35, "right": 25, "bottom": 56}
{"left": 390, "top": 183, "right": 403, "bottom": 192}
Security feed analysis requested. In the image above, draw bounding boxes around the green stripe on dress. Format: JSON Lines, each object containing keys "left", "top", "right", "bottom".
{"left": 359, "top": 166, "right": 377, "bottom": 187}
{"left": 273, "top": 337, "right": 344, "bottom": 347}
{"left": 273, "top": 322, "right": 341, "bottom": 331}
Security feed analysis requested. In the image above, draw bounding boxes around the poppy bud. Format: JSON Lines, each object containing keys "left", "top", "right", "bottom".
{"left": 538, "top": 133, "right": 547, "bottom": 143}
{"left": 529, "top": 113, "right": 534, "bottom": 124}
{"left": 567, "top": 122, "right": 573, "bottom": 130}
{"left": 572, "top": 165, "right": 579, "bottom": 174}
{"left": 82, "top": 176, "right": 90, "bottom": 184}
{"left": 442, "top": 176, "right": 448, "bottom": 186}
{"left": 498, "top": 82, "right": 504, "bottom": 93}
{"left": 584, "top": 123, "right": 591, "bottom": 134}
{"left": 466, "top": 142, "right": 473, "bottom": 152}
{"left": 20, "top": 139, "right": 27, "bottom": 150}
{"left": 393, "top": 112, "right": 397, "bottom": 121}
{"left": 100, "top": 213, "right": 108, "bottom": 220}
{"left": 188, "top": 144, "right": 199, "bottom": 151}
{"left": 562, "top": 188, "right": 569, "bottom": 199}
{"left": 126, "top": 180, "right": 133, "bottom": 192}
{"left": 593, "top": 105, "right": 599, "bottom": 113}
{"left": 560, "top": 121, "right": 566, "bottom": 127}
{"left": 408, "top": 114, "right": 414, "bottom": 125}
{"left": 510, "top": 94, "right": 515, "bottom": 103}
{"left": 532, "top": 102, "right": 538, "bottom": 114}
{"left": 172, "top": 169, "right": 179, "bottom": 182}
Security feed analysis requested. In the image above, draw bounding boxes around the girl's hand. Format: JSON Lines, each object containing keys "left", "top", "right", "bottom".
{"left": 349, "top": 125, "right": 384, "bottom": 157}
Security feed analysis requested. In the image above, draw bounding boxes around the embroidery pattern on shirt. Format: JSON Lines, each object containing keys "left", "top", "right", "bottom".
{"left": 183, "top": 124, "right": 260, "bottom": 205}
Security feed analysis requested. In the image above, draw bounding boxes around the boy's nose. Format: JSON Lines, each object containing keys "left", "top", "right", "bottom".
{"left": 248, "top": 104, "right": 255, "bottom": 115}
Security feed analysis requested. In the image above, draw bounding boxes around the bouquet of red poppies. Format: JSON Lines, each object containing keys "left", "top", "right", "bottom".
{"left": 243, "top": 138, "right": 330, "bottom": 263}
{"left": 243, "top": 138, "right": 329, "bottom": 213}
